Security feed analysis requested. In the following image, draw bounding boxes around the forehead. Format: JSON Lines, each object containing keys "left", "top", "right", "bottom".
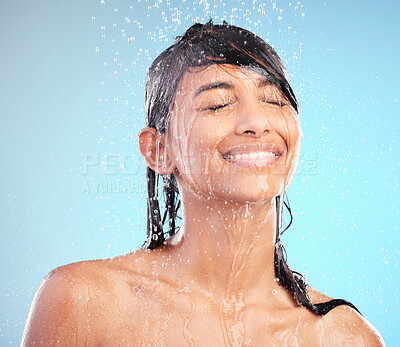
{"left": 177, "top": 64, "right": 272, "bottom": 95}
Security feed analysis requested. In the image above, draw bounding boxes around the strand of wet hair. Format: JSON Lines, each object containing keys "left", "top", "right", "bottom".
{"left": 162, "top": 174, "right": 177, "bottom": 238}
{"left": 144, "top": 170, "right": 181, "bottom": 249}
{"left": 143, "top": 167, "right": 164, "bottom": 249}
{"left": 274, "top": 194, "right": 314, "bottom": 311}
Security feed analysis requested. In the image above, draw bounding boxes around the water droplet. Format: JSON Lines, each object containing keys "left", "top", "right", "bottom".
{"left": 244, "top": 204, "right": 250, "bottom": 218}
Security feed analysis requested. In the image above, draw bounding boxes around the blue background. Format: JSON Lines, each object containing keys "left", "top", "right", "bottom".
{"left": 1, "top": 0, "right": 399, "bottom": 345}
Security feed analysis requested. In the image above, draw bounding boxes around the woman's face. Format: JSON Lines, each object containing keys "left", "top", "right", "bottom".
{"left": 167, "top": 64, "right": 301, "bottom": 203}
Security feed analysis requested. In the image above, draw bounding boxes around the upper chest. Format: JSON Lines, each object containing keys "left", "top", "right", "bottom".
{"left": 100, "top": 283, "right": 326, "bottom": 347}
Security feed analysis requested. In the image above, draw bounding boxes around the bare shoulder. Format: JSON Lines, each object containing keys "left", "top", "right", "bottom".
{"left": 21, "top": 255, "right": 144, "bottom": 346}
{"left": 322, "top": 305, "right": 385, "bottom": 346}
{"left": 307, "top": 287, "right": 385, "bottom": 346}
{"left": 22, "top": 260, "right": 109, "bottom": 345}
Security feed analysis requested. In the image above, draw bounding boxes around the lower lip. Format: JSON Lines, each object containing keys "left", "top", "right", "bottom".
{"left": 224, "top": 154, "right": 281, "bottom": 168}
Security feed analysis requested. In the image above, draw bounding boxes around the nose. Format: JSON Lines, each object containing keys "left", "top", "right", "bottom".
{"left": 234, "top": 100, "right": 271, "bottom": 137}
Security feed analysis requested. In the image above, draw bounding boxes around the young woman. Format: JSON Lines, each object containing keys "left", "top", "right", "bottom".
{"left": 22, "top": 22, "right": 384, "bottom": 346}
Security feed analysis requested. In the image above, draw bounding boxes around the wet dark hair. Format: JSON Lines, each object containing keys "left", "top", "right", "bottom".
{"left": 142, "top": 21, "right": 360, "bottom": 316}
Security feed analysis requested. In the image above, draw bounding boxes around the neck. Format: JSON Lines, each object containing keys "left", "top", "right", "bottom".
{"left": 167, "top": 186, "right": 280, "bottom": 301}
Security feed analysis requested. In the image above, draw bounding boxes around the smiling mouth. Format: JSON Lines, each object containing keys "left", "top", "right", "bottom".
{"left": 222, "top": 150, "right": 282, "bottom": 168}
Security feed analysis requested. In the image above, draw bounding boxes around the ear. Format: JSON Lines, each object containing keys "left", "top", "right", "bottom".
{"left": 138, "top": 127, "right": 176, "bottom": 175}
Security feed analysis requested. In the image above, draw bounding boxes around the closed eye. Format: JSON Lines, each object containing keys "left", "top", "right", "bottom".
{"left": 262, "top": 99, "right": 288, "bottom": 107}
{"left": 206, "top": 103, "right": 230, "bottom": 111}
{"left": 199, "top": 103, "right": 232, "bottom": 112}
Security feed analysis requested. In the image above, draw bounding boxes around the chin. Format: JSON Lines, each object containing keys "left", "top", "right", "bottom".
{"left": 207, "top": 175, "right": 286, "bottom": 204}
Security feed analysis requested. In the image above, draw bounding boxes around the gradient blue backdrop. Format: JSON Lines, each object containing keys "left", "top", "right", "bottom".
{"left": 1, "top": 0, "right": 399, "bottom": 345}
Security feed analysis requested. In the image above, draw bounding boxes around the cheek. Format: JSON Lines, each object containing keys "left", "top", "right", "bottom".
{"left": 282, "top": 113, "right": 301, "bottom": 185}
{"left": 273, "top": 107, "right": 300, "bottom": 152}
{"left": 174, "top": 116, "right": 233, "bottom": 195}
{"left": 168, "top": 113, "right": 210, "bottom": 189}
{"left": 186, "top": 119, "right": 224, "bottom": 177}
{"left": 280, "top": 108, "right": 300, "bottom": 141}
{"left": 288, "top": 118, "right": 301, "bottom": 157}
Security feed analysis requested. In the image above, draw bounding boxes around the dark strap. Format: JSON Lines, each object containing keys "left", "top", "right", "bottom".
{"left": 314, "top": 299, "right": 361, "bottom": 316}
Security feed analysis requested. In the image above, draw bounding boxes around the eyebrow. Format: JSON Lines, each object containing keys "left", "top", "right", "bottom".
{"left": 256, "top": 76, "right": 273, "bottom": 87}
{"left": 194, "top": 82, "right": 233, "bottom": 98}
{"left": 193, "top": 76, "right": 274, "bottom": 98}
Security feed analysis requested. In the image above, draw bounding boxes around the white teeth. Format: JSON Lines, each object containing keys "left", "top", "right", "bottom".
{"left": 258, "top": 152, "right": 274, "bottom": 158}
{"left": 225, "top": 151, "right": 277, "bottom": 160}
{"left": 248, "top": 152, "right": 258, "bottom": 159}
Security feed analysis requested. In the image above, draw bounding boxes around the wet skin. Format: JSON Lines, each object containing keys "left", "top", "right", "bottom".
{"left": 22, "top": 65, "right": 384, "bottom": 346}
